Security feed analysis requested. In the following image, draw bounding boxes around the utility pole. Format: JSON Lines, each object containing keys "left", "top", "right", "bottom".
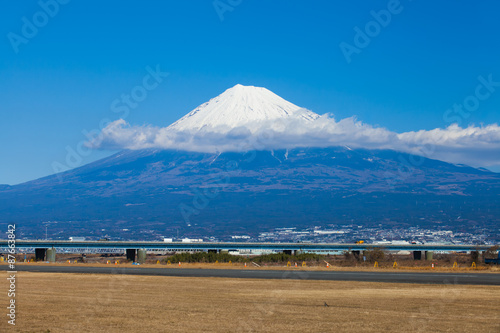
{"left": 42, "top": 221, "right": 56, "bottom": 240}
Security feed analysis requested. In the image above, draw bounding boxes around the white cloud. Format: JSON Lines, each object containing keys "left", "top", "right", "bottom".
{"left": 397, "top": 123, "right": 500, "bottom": 167}
{"left": 89, "top": 116, "right": 500, "bottom": 169}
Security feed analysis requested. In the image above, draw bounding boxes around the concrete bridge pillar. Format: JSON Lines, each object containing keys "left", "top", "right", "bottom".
{"left": 137, "top": 249, "right": 147, "bottom": 264}
{"left": 35, "top": 248, "right": 46, "bottom": 261}
{"left": 126, "top": 249, "right": 136, "bottom": 262}
{"left": 46, "top": 247, "right": 56, "bottom": 263}
{"left": 413, "top": 251, "right": 422, "bottom": 260}
{"left": 425, "top": 251, "right": 433, "bottom": 261}
{"left": 470, "top": 250, "right": 479, "bottom": 263}
{"left": 352, "top": 250, "right": 361, "bottom": 260}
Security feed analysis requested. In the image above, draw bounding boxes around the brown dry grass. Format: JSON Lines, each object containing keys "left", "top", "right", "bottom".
{"left": 1, "top": 272, "right": 499, "bottom": 333}
{"left": 8, "top": 261, "right": 500, "bottom": 273}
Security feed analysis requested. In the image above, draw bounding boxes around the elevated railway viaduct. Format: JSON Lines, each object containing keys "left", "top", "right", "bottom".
{"left": 0, "top": 240, "right": 495, "bottom": 263}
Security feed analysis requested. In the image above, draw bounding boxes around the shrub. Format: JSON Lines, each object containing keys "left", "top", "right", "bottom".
{"left": 164, "top": 251, "right": 325, "bottom": 264}
{"left": 364, "top": 248, "right": 385, "bottom": 262}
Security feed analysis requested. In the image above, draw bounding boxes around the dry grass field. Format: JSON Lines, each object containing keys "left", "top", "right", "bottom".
{"left": 1, "top": 272, "right": 499, "bottom": 333}
{"left": 10, "top": 261, "right": 500, "bottom": 273}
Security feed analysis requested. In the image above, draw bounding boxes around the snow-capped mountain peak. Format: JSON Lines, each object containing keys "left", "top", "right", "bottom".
{"left": 167, "top": 84, "right": 319, "bottom": 132}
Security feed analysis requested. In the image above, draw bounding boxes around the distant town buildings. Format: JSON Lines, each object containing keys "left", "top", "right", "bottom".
{"left": 13, "top": 221, "right": 499, "bottom": 245}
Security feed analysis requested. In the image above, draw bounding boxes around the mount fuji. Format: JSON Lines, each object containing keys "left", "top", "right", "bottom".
{"left": 1, "top": 84, "right": 499, "bottom": 240}
{"left": 168, "top": 84, "right": 319, "bottom": 133}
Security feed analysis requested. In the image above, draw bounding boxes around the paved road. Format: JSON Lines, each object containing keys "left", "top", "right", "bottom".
{"left": 2, "top": 265, "right": 499, "bottom": 285}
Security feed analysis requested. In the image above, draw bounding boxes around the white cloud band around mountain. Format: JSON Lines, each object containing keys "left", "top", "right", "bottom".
{"left": 89, "top": 115, "right": 500, "bottom": 170}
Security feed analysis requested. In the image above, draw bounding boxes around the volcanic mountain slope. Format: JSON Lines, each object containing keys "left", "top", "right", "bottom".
{"left": 0, "top": 147, "right": 499, "bottom": 237}
{"left": 1, "top": 84, "right": 499, "bottom": 238}
{"left": 18, "top": 147, "right": 498, "bottom": 196}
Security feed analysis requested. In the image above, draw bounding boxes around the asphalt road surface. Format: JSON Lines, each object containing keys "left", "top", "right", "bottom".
{"left": 2, "top": 265, "right": 499, "bottom": 285}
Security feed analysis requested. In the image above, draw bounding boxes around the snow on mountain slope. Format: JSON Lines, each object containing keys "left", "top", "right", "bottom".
{"left": 168, "top": 84, "right": 319, "bottom": 133}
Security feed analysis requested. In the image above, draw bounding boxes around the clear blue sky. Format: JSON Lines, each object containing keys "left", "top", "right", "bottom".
{"left": 1, "top": 0, "right": 499, "bottom": 184}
